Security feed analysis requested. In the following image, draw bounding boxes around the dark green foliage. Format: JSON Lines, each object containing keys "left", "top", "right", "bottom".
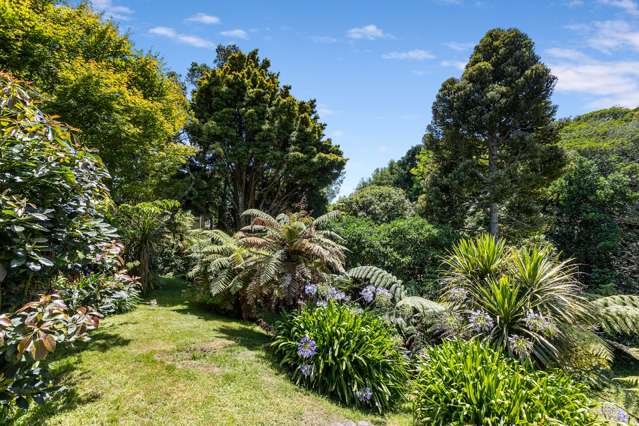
{"left": 271, "top": 302, "right": 409, "bottom": 413}
{"left": 0, "top": 293, "right": 100, "bottom": 415}
{"left": 411, "top": 340, "right": 595, "bottom": 425}
{"left": 0, "top": 72, "right": 116, "bottom": 309}
{"left": 358, "top": 145, "right": 423, "bottom": 201}
{"left": 113, "top": 200, "right": 185, "bottom": 293}
{"left": 551, "top": 108, "right": 639, "bottom": 292}
{"left": 547, "top": 155, "right": 637, "bottom": 291}
{"left": 331, "top": 216, "right": 454, "bottom": 297}
{"left": 185, "top": 47, "right": 346, "bottom": 230}
{"left": 333, "top": 186, "right": 414, "bottom": 224}
{"left": 418, "top": 28, "right": 565, "bottom": 238}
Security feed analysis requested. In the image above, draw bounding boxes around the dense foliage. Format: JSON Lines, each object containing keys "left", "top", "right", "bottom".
{"left": 333, "top": 186, "right": 414, "bottom": 224}
{"left": 0, "top": 72, "right": 116, "bottom": 308}
{"left": 416, "top": 28, "right": 565, "bottom": 238}
{"left": 272, "top": 302, "right": 408, "bottom": 413}
{"left": 331, "top": 216, "right": 454, "bottom": 296}
{"left": 188, "top": 209, "right": 345, "bottom": 319}
{"left": 185, "top": 47, "right": 346, "bottom": 229}
{"left": 412, "top": 340, "right": 595, "bottom": 425}
{"left": 356, "top": 145, "right": 423, "bottom": 202}
{"left": 0, "top": 0, "right": 191, "bottom": 202}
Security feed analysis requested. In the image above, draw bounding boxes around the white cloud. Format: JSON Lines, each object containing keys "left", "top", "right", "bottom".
{"left": 220, "top": 29, "right": 249, "bottom": 39}
{"left": 149, "top": 27, "right": 214, "bottom": 49}
{"left": 382, "top": 49, "right": 435, "bottom": 60}
{"left": 599, "top": 0, "right": 639, "bottom": 15}
{"left": 587, "top": 20, "right": 639, "bottom": 52}
{"left": 544, "top": 48, "right": 589, "bottom": 61}
{"left": 443, "top": 41, "right": 474, "bottom": 51}
{"left": 186, "top": 13, "right": 220, "bottom": 25}
{"left": 441, "top": 60, "right": 466, "bottom": 70}
{"left": 92, "top": 0, "right": 133, "bottom": 20}
{"left": 311, "top": 36, "right": 338, "bottom": 44}
{"left": 347, "top": 24, "right": 387, "bottom": 40}
{"left": 549, "top": 49, "right": 639, "bottom": 108}
{"left": 566, "top": 0, "right": 584, "bottom": 6}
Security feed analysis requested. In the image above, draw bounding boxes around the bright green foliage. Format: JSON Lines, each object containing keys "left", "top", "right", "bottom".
{"left": 271, "top": 302, "right": 409, "bottom": 413}
{"left": 559, "top": 107, "right": 639, "bottom": 155}
{"left": 411, "top": 340, "right": 595, "bottom": 425}
{"left": 331, "top": 216, "right": 454, "bottom": 297}
{"left": 441, "top": 234, "right": 591, "bottom": 366}
{"left": 0, "top": 72, "right": 116, "bottom": 308}
{"left": 113, "top": 200, "right": 182, "bottom": 292}
{"left": 358, "top": 145, "right": 423, "bottom": 201}
{"left": 547, "top": 155, "right": 637, "bottom": 291}
{"left": 0, "top": 0, "right": 191, "bottom": 202}
{"left": 0, "top": 293, "right": 100, "bottom": 415}
{"left": 185, "top": 48, "right": 346, "bottom": 229}
{"left": 333, "top": 186, "right": 414, "bottom": 224}
{"left": 417, "top": 28, "right": 565, "bottom": 238}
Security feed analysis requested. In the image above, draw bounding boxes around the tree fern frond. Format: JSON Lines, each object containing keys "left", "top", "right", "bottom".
{"left": 313, "top": 210, "right": 341, "bottom": 227}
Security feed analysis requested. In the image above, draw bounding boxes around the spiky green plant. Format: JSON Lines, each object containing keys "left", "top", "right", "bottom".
{"left": 440, "top": 235, "right": 593, "bottom": 366}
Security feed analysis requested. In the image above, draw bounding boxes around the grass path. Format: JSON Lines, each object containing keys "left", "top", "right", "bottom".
{"left": 16, "top": 279, "right": 411, "bottom": 425}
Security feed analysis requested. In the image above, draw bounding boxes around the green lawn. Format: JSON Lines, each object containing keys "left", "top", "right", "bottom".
{"left": 15, "top": 279, "right": 411, "bottom": 425}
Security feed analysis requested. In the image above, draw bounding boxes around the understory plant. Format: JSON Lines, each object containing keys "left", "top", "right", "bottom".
{"left": 187, "top": 209, "right": 346, "bottom": 319}
{"left": 271, "top": 302, "right": 408, "bottom": 413}
{"left": 438, "top": 234, "right": 639, "bottom": 368}
{"left": 412, "top": 340, "right": 595, "bottom": 425}
{"left": 0, "top": 293, "right": 99, "bottom": 417}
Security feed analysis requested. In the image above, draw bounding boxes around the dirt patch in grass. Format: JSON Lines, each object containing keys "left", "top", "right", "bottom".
{"left": 153, "top": 339, "right": 234, "bottom": 374}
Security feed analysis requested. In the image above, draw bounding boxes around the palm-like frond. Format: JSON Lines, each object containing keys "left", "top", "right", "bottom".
{"left": 594, "top": 295, "right": 639, "bottom": 335}
{"left": 347, "top": 266, "right": 405, "bottom": 300}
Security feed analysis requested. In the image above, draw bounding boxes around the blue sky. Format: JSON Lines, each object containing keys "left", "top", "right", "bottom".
{"left": 90, "top": 0, "right": 639, "bottom": 196}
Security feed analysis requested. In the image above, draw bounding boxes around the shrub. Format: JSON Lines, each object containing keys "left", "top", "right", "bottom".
{"left": 412, "top": 340, "right": 595, "bottom": 425}
{"left": 332, "top": 216, "right": 454, "bottom": 297}
{"left": 0, "top": 293, "right": 99, "bottom": 416}
{"left": 0, "top": 72, "right": 116, "bottom": 309}
{"left": 333, "top": 185, "right": 413, "bottom": 224}
{"left": 61, "top": 273, "right": 141, "bottom": 316}
{"left": 271, "top": 302, "right": 408, "bottom": 413}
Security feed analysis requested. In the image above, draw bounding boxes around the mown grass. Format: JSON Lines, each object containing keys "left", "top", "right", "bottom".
{"left": 15, "top": 278, "right": 411, "bottom": 425}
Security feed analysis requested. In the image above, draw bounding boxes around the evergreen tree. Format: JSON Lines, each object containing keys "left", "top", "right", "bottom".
{"left": 185, "top": 47, "right": 346, "bottom": 230}
{"left": 418, "top": 28, "right": 565, "bottom": 238}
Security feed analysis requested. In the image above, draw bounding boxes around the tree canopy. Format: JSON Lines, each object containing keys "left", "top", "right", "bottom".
{"left": 185, "top": 48, "right": 346, "bottom": 230}
{"left": 0, "top": 0, "right": 192, "bottom": 202}
{"left": 417, "top": 28, "right": 565, "bottom": 238}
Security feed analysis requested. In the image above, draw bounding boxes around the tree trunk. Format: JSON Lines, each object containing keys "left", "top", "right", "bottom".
{"left": 488, "top": 137, "right": 499, "bottom": 239}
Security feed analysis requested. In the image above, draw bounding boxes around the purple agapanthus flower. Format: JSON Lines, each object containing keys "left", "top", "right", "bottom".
{"left": 327, "top": 287, "right": 347, "bottom": 302}
{"left": 508, "top": 335, "right": 533, "bottom": 360}
{"left": 316, "top": 299, "right": 328, "bottom": 308}
{"left": 448, "top": 286, "right": 467, "bottom": 303}
{"left": 355, "top": 387, "right": 373, "bottom": 402}
{"left": 297, "top": 336, "right": 317, "bottom": 358}
{"left": 360, "top": 285, "right": 376, "bottom": 303}
{"left": 300, "top": 363, "right": 313, "bottom": 377}
{"left": 469, "top": 310, "right": 494, "bottom": 333}
{"left": 304, "top": 283, "right": 317, "bottom": 296}
{"left": 601, "top": 403, "right": 629, "bottom": 424}
{"left": 524, "top": 311, "right": 552, "bottom": 334}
